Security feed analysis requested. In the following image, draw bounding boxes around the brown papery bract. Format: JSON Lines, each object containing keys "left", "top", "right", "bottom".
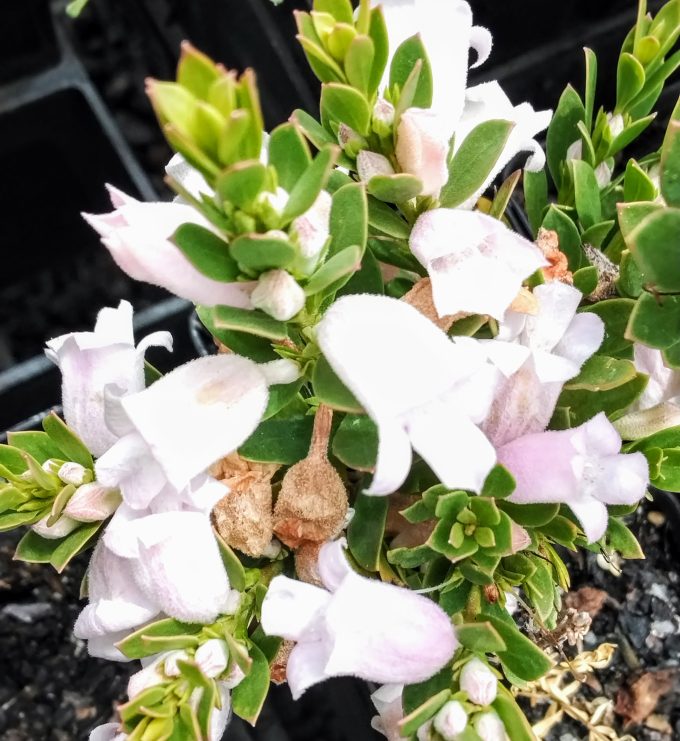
{"left": 273, "top": 405, "right": 348, "bottom": 549}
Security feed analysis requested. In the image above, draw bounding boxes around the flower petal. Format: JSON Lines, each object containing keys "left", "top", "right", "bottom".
{"left": 365, "top": 418, "right": 413, "bottom": 496}
{"left": 286, "top": 639, "right": 334, "bottom": 700}
{"left": 318, "top": 538, "right": 354, "bottom": 592}
{"left": 120, "top": 355, "right": 269, "bottom": 491}
{"left": 261, "top": 575, "right": 331, "bottom": 642}
{"left": 395, "top": 109, "right": 449, "bottom": 196}
{"left": 567, "top": 498, "right": 609, "bottom": 543}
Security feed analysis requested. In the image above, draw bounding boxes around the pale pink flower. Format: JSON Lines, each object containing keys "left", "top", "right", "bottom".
{"left": 395, "top": 109, "right": 449, "bottom": 197}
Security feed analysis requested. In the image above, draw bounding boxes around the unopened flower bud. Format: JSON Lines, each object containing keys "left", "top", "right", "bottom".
{"left": 195, "top": 639, "right": 229, "bottom": 678}
{"left": 433, "top": 700, "right": 468, "bottom": 739}
{"left": 566, "top": 139, "right": 582, "bottom": 162}
{"left": 251, "top": 269, "right": 305, "bottom": 321}
{"left": 395, "top": 108, "right": 450, "bottom": 197}
{"left": 223, "top": 661, "right": 247, "bottom": 689}
{"left": 292, "top": 190, "right": 332, "bottom": 260}
{"left": 32, "top": 514, "right": 79, "bottom": 540}
{"left": 127, "top": 655, "right": 166, "bottom": 698}
{"left": 510, "top": 522, "right": 531, "bottom": 553}
{"left": 473, "top": 711, "right": 508, "bottom": 741}
{"left": 460, "top": 657, "right": 498, "bottom": 706}
{"left": 338, "top": 123, "right": 367, "bottom": 158}
{"left": 356, "top": 151, "right": 395, "bottom": 183}
{"left": 594, "top": 160, "right": 614, "bottom": 188}
{"left": 64, "top": 483, "right": 121, "bottom": 522}
{"left": 373, "top": 98, "right": 395, "bottom": 138}
{"left": 163, "top": 649, "right": 191, "bottom": 677}
{"left": 57, "top": 462, "right": 89, "bottom": 486}
{"left": 608, "top": 112, "right": 624, "bottom": 139}
{"left": 416, "top": 720, "right": 433, "bottom": 741}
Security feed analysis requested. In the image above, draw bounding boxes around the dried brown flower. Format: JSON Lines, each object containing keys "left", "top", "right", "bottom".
{"left": 537, "top": 228, "right": 573, "bottom": 284}
{"left": 273, "top": 405, "right": 348, "bottom": 549}
{"left": 270, "top": 640, "right": 295, "bottom": 684}
{"left": 294, "top": 540, "right": 324, "bottom": 586}
{"left": 211, "top": 453, "right": 279, "bottom": 557}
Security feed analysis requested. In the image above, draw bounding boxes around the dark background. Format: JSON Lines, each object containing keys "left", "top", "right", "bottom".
{"left": 0, "top": 1, "right": 677, "bottom": 740}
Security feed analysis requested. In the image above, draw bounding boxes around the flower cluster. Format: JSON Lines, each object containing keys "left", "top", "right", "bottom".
{"left": 4, "top": 0, "right": 680, "bottom": 739}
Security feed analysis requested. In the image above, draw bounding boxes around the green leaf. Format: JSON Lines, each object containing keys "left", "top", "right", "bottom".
{"left": 347, "top": 493, "right": 388, "bottom": 571}
{"left": 606, "top": 517, "right": 644, "bottom": 558}
{"left": 268, "top": 123, "right": 312, "bottom": 193}
{"left": 230, "top": 233, "right": 296, "bottom": 272}
{"left": 264, "top": 381, "right": 304, "bottom": 420}
{"left": 368, "top": 236, "right": 425, "bottom": 275}
{"left": 440, "top": 120, "right": 514, "bottom": 208}
{"left": 584, "top": 48, "right": 598, "bottom": 131}
{"left": 624, "top": 159, "right": 658, "bottom": 202}
{"left": 178, "top": 43, "right": 220, "bottom": 99}
{"left": 367, "top": 6, "right": 389, "bottom": 96}
{"left": 173, "top": 223, "right": 239, "bottom": 282}
{"left": 7, "top": 431, "right": 62, "bottom": 465}
{"left": 581, "top": 221, "right": 615, "bottom": 249}
{"left": 457, "top": 622, "right": 507, "bottom": 653}
{"left": 330, "top": 182, "right": 368, "bottom": 255}
{"left": 0, "top": 445, "right": 28, "bottom": 474}
{"left": 398, "top": 690, "right": 451, "bottom": 738}
{"left": 211, "top": 305, "right": 289, "bottom": 341}
{"left": 524, "top": 168, "right": 548, "bottom": 238}
{"left": 581, "top": 300, "right": 635, "bottom": 357}
{"left": 439, "top": 580, "right": 472, "bottom": 615}
{"left": 571, "top": 160, "right": 602, "bottom": 229}
{"left": 0, "top": 486, "right": 27, "bottom": 514}
{"left": 214, "top": 532, "right": 247, "bottom": 591}
{"left": 492, "top": 685, "right": 535, "bottom": 741}
{"left": 629, "top": 209, "right": 680, "bottom": 292}
{"left": 558, "top": 374, "right": 649, "bottom": 425}
{"left": 313, "top": 0, "right": 354, "bottom": 23}
{"left": 618, "top": 201, "right": 663, "bottom": 242}
{"left": 541, "top": 205, "right": 585, "bottom": 271}
{"left": 240, "top": 416, "right": 313, "bottom": 465}
{"left": 332, "top": 414, "right": 377, "bottom": 471}
{"left": 338, "top": 247, "right": 384, "bottom": 296}
{"left": 367, "top": 198, "right": 411, "bottom": 239}
{"left": 313, "top": 356, "right": 363, "bottom": 413}
{"left": 617, "top": 53, "right": 646, "bottom": 111}
{"left": 196, "top": 305, "right": 278, "bottom": 362}
{"left": 66, "top": 0, "right": 89, "bottom": 17}
{"left": 572, "top": 265, "right": 599, "bottom": 295}
{"left": 231, "top": 643, "right": 270, "bottom": 725}
{"left": 305, "top": 245, "right": 362, "bottom": 296}
{"left": 617, "top": 250, "right": 645, "bottom": 298}
{"left": 42, "top": 413, "right": 94, "bottom": 470}
{"left": 292, "top": 109, "right": 337, "bottom": 151}
{"left": 389, "top": 34, "right": 433, "bottom": 109}
{"left": 117, "top": 618, "right": 202, "bottom": 660}
{"left": 498, "top": 501, "right": 559, "bottom": 527}
{"left": 546, "top": 85, "right": 586, "bottom": 189}
{"left": 0, "top": 510, "right": 42, "bottom": 532}
{"left": 483, "top": 614, "right": 553, "bottom": 681}
{"left": 626, "top": 292, "right": 680, "bottom": 349}
{"left": 321, "top": 83, "right": 371, "bottom": 136}
{"left": 564, "top": 355, "right": 637, "bottom": 392}
{"left": 402, "top": 665, "right": 452, "bottom": 715}
{"left": 14, "top": 530, "right": 59, "bottom": 563}
{"left": 282, "top": 145, "right": 339, "bottom": 223}
{"left": 489, "top": 170, "right": 521, "bottom": 221}
{"left": 345, "top": 35, "right": 375, "bottom": 94}
{"left": 216, "top": 161, "right": 267, "bottom": 210}
{"left": 367, "top": 173, "right": 423, "bottom": 203}
{"left": 50, "top": 521, "right": 102, "bottom": 572}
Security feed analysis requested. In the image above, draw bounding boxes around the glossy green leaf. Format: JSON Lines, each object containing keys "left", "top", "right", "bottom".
{"left": 398, "top": 690, "right": 450, "bottom": 738}
{"left": 305, "top": 245, "right": 362, "bottom": 296}
{"left": 581, "top": 220, "right": 615, "bottom": 249}
{"left": 347, "top": 493, "right": 388, "bottom": 571}
{"left": 481, "top": 465, "right": 516, "bottom": 500}
{"left": 7, "top": 431, "right": 62, "bottom": 466}
{"left": 483, "top": 614, "right": 553, "bottom": 681}
{"left": 345, "top": 35, "right": 375, "bottom": 94}
{"left": 541, "top": 205, "right": 585, "bottom": 270}
{"left": 584, "top": 47, "right": 598, "bottom": 131}
{"left": 440, "top": 120, "right": 514, "bottom": 208}
{"left": 524, "top": 167, "right": 548, "bottom": 238}
{"left": 617, "top": 53, "right": 646, "bottom": 111}
{"left": 42, "top": 413, "right": 94, "bottom": 470}
{"left": 195, "top": 305, "right": 278, "bottom": 362}
{"left": 313, "top": 0, "right": 353, "bottom": 24}
{"left": 338, "top": 246, "right": 384, "bottom": 296}
{"left": 564, "top": 355, "right": 637, "bottom": 392}
{"left": 457, "top": 622, "right": 507, "bottom": 653}
{"left": 330, "top": 182, "right": 368, "bottom": 257}
{"left": 230, "top": 233, "right": 296, "bottom": 271}
{"left": 606, "top": 517, "right": 644, "bottom": 558}
{"left": 282, "top": 145, "right": 338, "bottom": 224}
{"left": 239, "top": 416, "right": 313, "bottom": 465}
{"left": 321, "top": 83, "right": 371, "bottom": 135}
{"left": 626, "top": 291, "right": 680, "bottom": 349}
{"left": 571, "top": 159, "right": 602, "bottom": 229}
{"left": 582, "top": 300, "right": 635, "bottom": 358}
{"left": 367, "top": 173, "right": 423, "bottom": 203}
{"left": 367, "top": 6, "right": 389, "bottom": 95}
{"left": 546, "top": 85, "right": 586, "bottom": 188}
{"left": 492, "top": 685, "right": 535, "bottom": 741}
{"left": 49, "top": 521, "right": 102, "bottom": 573}
{"left": 268, "top": 123, "right": 312, "bottom": 192}
{"left": 572, "top": 266, "right": 599, "bottom": 295}
{"left": 558, "top": 374, "right": 649, "bottom": 425}
{"left": 498, "top": 501, "right": 559, "bottom": 527}
{"left": 211, "top": 305, "right": 289, "bottom": 341}
{"left": 214, "top": 531, "right": 247, "bottom": 591}
{"left": 629, "top": 209, "right": 680, "bottom": 291}
{"left": 292, "top": 109, "right": 337, "bottom": 150}
{"left": 624, "top": 159, "right": 658, "bottom": 202}
{"left": 232, "top": 643, "right": 270, "bottom": 725}
{"left": 367, "top": 198, "right": 410, "bottom": 239}
{"left": 332, "top": 414, "right": 377, "bottom": 471}
{"left": 173, "top": 223, "right": 239, "bottom": 282}
{"left": 116, "top": 618, "right": 203, "bottom": 660}
{"left": 389, "top": 34, "right": 433, "bottom": 109}
{"left": 313, "top": 356, "right": 363, "bottom": 413}
{"left": 608, "top": 114, "right": 656, "bottom": 158}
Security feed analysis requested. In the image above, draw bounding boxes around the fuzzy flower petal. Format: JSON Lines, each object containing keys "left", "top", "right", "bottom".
{"left": 409, "top": 209, "right": 547, "bottom": 320}
{"left": 45, "top": 301, "right": 172, "bottom": 457}
{"left": 498, "top": 413, "right": 649, "bottom": 542}
{"left": 83, "top": 188, "right": 255, "bottom": 308}
{"left": 316, "top": 295, "right": 498, "bottom": 495}
{"left": 395, "top": 108, "right": 450, "bottom": 196}
{"left": 261, "top": 541, "right": 458, "bottom": 698}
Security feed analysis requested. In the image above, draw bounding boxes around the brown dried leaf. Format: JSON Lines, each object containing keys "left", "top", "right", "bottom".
{"left": 615, "top": 670, "right": 677, "bottom": 727}
{"left": 537, "top": 227, "right": 573, "bottom": 284}
{"left": 565, "top": 586, "right": 609, "bottom": 619}
{"left": 402, "top": 277, "right": 465, "bottom": 331}
{"left": 270, "top": 640, "right": 295, "bottom": 684}
{"left": 295, "top": 540, "right": 323, "bottom": 586}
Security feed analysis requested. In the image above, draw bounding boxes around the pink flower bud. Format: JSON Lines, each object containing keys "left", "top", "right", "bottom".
{"left": 194, "top": 639, "right": 229, "bottom": 678}
{"left": 460, "top": 657, "right": 498, "bottom": 706}
{"left": 163, "top": 649, "right": 191, "bottom": 677}
{"left": 395, "top": 108, "right": 450, "bottom": 197}
{"left": 223, "top": 661, "right": 247, "bottom": 689}
{"left": 292, "top": 191, "right": 332, "bottom": 259}
{"left": 356, "top": 151, "right": 395, "bottom": 182}
{"left": 32, "top": 515, "right": 79, "bottom": 540}
{"left": 251, "top": 269, "right": 305, "bottom": 321}
{"left": 58, "top": 462, "right": 90, "bottom": 486}
{"left": 127, "top": 655, "right": 166, "bottom": 699}
{"left": 64, "top": 483, "right": 121, "bottom": 522}
{"left": 433, "top": 700, "right": 468, "bottom": 739}
{"left": 473, "top": 711, "right": 508, "bottom": 741}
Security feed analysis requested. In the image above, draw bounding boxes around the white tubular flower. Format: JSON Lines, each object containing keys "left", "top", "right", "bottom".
{"left": 473, "top": 711, "right": 509, "bottom": 741}
{"left": 31, "top": 514, "right": 80, "bottom": 540}
{"left": 481, "top": 282, "right": 605, "bottom": 446}
{"left": 95, "top": 354, "right": 276, "bottom": 510}
{"left": 357, "top": 151, "right": 396, "bottom": 182}
{"left": 292, "top": 190, "right": 332, "bottom": 260}
{"left": 395, "top": 108, "right": 450, "bottom": 197}
{"left": 459, "top": 657, "right": 498, "bottom": 705}
{"left": 195, "top": 639, "right": 229, "bottom": 678}
{"left": 45, "top": 300, "right": 172, "bottom": 458}
{"left": 63, "top": 482, "right": 121, "bottom": 522}
{"left": 455, "top": 81, "right": 551, "bottom": 205}
{"left": 89, "top": 723, "right": 127, "bottom": 741}
{"left": 371, "top": 684, "right": 405, "bottom": 741}
{"left": 261, "top": 540, "right": 458, "bottom": 699}
{"left": 251, "top": 270, "right": 306, "bottom": 321}
{"left": 433, "top": 700, "right": 468, "bottom": 739}
{"left": 498, "top": 413, "right": 649, "bottom": 542}
{"left": 377, "top": 0, "right": 491, "bottom": 134}
{"left": 316, "top": 295, "right": 499, "bottom": 495}
{"left": 409, "top": 209, "right": 547, "bottom": 320}
{"left": 83, "top": 187, "right": 256, "bottom": 309}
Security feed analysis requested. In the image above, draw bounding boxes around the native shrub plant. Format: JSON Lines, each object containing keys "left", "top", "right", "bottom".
{"left": 4, "top": 0, "right": 680, "bottom": 739}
